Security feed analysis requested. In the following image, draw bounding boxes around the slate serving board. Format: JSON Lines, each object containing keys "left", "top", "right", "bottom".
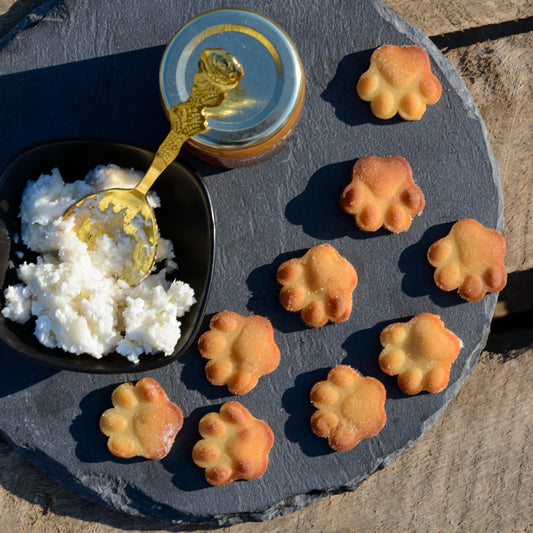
{"left": 0, "top": 0, "right": 503, "bottom": 525}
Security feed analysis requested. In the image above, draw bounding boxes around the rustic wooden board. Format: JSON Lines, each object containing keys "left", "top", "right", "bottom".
{"left": 386, "top": 0, "right": 533, "bottom": 35}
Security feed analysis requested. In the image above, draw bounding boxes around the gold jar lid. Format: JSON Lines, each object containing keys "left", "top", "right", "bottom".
{"left": 159, "top": 8, "right": 305, "bottom": 167}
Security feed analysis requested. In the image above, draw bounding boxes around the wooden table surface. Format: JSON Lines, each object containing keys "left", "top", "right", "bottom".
{"left": 0, "top": 1, "right": 531, "bottom": 531}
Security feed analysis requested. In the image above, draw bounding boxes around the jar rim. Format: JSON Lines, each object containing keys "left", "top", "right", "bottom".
{"left": 159, "top": 8, "right": 305, "bottom": 154}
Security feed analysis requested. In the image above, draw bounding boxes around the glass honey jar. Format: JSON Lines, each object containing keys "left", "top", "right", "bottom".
{"left": 159, "top": 8, "right": 305, "bottom": 167}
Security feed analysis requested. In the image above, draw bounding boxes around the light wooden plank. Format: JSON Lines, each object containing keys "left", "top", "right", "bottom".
{"left": 0, "top": 0, "right": 13, "bottom": 11}
{"left": 384, "top": 0, "right": 533, "bottom": 36}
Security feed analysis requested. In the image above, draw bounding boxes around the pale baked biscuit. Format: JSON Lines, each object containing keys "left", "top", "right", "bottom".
{"left": 99, "top": 378, "right": 183, "bottom": 459}
{"left": 310, "top": 365, "right": 386, "bottom": 452}
{"left": 357, "top": 44, "right": 442, "bottom": 120}
{"left": 340, "top": 155, "right": 425, "bottom": 233}
{"left": 192, "top": 401, "right": 274, "bottom": 486}
{"left": 197, "top": 311, "right": 280, "bottom": 395}
{"left": 427, "top": 218, "right": 507, "bottom": 302}
{"left": 379, "top": 313, "right": 462, "bottom": 395}
{"left": 277, "top": 244, "right": 358, "bottom": 328}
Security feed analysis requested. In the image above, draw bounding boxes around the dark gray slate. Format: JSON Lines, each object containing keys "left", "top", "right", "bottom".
{"left": 0, "top": 0, "right": 503, "bottom": 525}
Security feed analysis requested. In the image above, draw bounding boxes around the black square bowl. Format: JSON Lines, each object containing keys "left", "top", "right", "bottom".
{"left": 0, "top": 140, "right": 215, "bottom": 373}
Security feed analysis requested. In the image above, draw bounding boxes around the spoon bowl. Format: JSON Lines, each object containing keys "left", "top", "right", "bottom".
{"left": 64, "top": 48, "right": 242, "bottom": 285}
{"left": 64, "top": 186, "right": 158, "bottom": 285}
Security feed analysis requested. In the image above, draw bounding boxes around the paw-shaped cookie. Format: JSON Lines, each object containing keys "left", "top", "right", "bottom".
{"left": 357, "top": 44, "right": 442, "bottom": 120}
{"left": 197, "top": 311, "right": 280, "bottom": 395}
{"left": 310, "top": 365, "right": 386, "bottom": 452}
{"left": 277, "top": 244, "right": 358, "bottom": 328}
{"left": 379, "top": 313, "right": 462, "bottom": 395}
{"left": 99, "top": 378, "right": 183, "bottom": 459}
{"left": 427, "top": 218, "right": 507, "bottom": 302}
{"left": 192, "top": 402, "right": 274, "bottom": 486}
{"left": 340, "top": 155, "right": 425, "bottom": 233}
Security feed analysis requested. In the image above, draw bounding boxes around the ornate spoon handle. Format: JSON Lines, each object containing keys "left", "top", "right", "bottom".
{"left": 135, "top": 48, "right": 243, "bottom": 196}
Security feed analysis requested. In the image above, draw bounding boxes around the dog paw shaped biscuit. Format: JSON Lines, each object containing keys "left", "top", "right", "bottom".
{"left": 340, "top": 155, "right": 425, "bottom": 233}
{"left": 197, "top": 311, "right": 280, "bottom": 395}
{"left": 310, "top": 365, "right": 386, "bottom": 452}
{"left": 277, "top": 244, "right": 358, "bottom": 328}
{"left": 99, "top": 378, "right": 183, "bottom": 459}
{"left": 357, "top": 45, "right": 442, "bottom": 120}
{"left": 427, "top": 218, "right": 507, "bottom": 302}
{"left": 379, "top": 313, "right": 462, "bottom": 395}
{"left": 192, "top": 402, "right": 274, "bottom": 486}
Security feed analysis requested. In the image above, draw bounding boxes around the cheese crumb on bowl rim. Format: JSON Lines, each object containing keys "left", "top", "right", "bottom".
{"left": 0, "top": 139, "right": 215, "bottom": 374}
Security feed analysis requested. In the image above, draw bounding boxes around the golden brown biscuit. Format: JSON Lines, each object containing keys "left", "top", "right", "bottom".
{"left": 427, "top": 218, "right": 507, "bottom": 302}
{"left": 379, "top": 313, "right": 462, "bottom": 395}
{"left": 310, "top": 365, "right": 386, "bottom": 452}
{"left": 340, "top": 155, "right": 425, "bottom": 233}
{"left": 197, "top": 311, "right": 280, "bottom": 395}
{"left": 99, "top": 378, "right": 183, "bottom": 459}
{"left": 277, "top": 244, "right": 358, "bottom": 328}
{"left": 192, "top": 401, "right": 274, "bottom": 486}
{"left": 357, "top": 44, "right": 442, "bottom": 120}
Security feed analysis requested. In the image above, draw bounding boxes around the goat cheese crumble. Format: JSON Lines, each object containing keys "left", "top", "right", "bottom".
{"left": 2, "top": 164, "right": 195, "bottom": 363}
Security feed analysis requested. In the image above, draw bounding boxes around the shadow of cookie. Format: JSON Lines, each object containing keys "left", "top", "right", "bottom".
{"left": 70, "top": 384, "right": 143, "bottom": 464}
{"left": 399, "top": 223, "right": 462, "bottom": 307}
{"left": 246, "top": 250, "right": 310, "bottom": 334}
{"left": 286, "top": 159, "right": 388, "bottom": 241}
{"left": 321, "top": 49, "right": 403, "bottom": 127}
{"left": 282, "top": 367, "right": 337, "bottom": 458}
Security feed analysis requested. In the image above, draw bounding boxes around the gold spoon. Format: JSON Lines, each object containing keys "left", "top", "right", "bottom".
{"left": 63, "top": 48, "right": 243, "bottom": 285}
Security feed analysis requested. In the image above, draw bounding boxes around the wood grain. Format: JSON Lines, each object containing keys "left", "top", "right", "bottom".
{"left": 0, "top": 1, "right": 531, "bottom": 531}
{"left": 386, "top": 0, "right": 533, "bottom": 36}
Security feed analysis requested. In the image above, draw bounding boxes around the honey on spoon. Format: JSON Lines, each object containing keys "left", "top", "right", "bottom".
{"left": 63, "top": 49, "right": 243, "bottom": 285}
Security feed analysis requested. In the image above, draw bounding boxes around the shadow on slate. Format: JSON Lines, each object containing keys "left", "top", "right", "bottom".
{"left": 285, "top": 158, "right": 391, "bottom": 242}
{"left": 399, "top": 222, "right": 464, "bottom": 308}
{"left": 179, "top": 314, "right": 235, "bottom": 402}
{"left": 0, "top": 45, "right": 226, "bottom": 178}
{"left": 246, "top": 250, "right": 313, "bottom": 334}
{"left": 342, "top": 318, "right": 411, "bottom": 401}
{"left": 321, "top": 49, "right": 404, "bottom": 128}
{"left": 16, "top": 444, "right": 184, "bottom": 524}
{"left": 282, "top": 367, "right": 335, "bottom": 457}
{"left": 0, "top": 347, "right": 58, "bottom": 399}
{"left": 68, "top": 384, "right": 147, "bottom": 465}
{"left": 162, "top": 403, "right": 217, "bottom": 492}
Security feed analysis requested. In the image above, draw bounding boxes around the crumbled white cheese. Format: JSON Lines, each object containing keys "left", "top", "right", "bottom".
{"left": 2, "top": 164, "right": 195, "bottom": 363}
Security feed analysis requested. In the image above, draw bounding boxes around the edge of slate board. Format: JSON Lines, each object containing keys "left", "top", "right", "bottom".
{"left": 0, "top": 0, "right": 503, "bottom": 525}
